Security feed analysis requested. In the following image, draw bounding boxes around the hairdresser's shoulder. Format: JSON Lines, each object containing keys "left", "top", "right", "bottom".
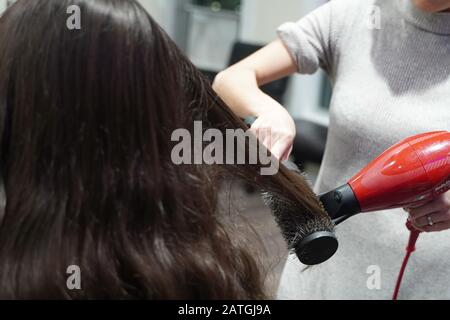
{"left": 328, "top": 0, "right": 381, "bottom": 14}
{"left": 325, "top": 0, "right": 381, "bottom": 34}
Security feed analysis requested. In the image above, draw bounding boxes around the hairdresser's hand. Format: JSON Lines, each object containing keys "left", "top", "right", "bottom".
{"left": 213, "top": 40, "right": 298, "bottom": 161}
{"left": 250, "top": 106, "right": 296, "bottom": 161}
{"left": 406, "top": 191, "right": 450, "bottom": 233}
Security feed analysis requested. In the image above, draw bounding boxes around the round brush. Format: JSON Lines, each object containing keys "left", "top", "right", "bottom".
{"left": 263, "top": 161, "right": 338, "bottom": 266}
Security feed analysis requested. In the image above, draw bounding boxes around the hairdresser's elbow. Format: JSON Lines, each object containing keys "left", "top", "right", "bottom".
{"left": 214, "top": 67, "right": 253, "bottom": 94}
{"left": 212, "top": 69, "right": 232, "bottom": 95}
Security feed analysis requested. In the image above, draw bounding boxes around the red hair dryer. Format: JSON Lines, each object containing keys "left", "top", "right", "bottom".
{"left": 301, "top": 131, "right": 450, "bottom": 265}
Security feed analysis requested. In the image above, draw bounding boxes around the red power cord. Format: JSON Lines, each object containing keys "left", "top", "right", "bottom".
{"left": 392, "top": 221, "right": 421, "bottom": 300}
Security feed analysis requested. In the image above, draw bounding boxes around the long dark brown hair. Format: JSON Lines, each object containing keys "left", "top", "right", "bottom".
{"left": 0, "top": 0, "right": 327, "bottom": 299}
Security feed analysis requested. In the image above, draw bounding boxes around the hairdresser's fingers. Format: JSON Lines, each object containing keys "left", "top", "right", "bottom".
{"left": 411, "top": 210, "right": 450, "bottom": 228}
{"left": 420, "top": 220, "right": 450, "bottom": 233}
{"left": 270, "top": 144, "right": 284, "bottom": 160}
{"left": 281, "top": 145, "right": 293, "bottom": 161}
{"left": 248, "top": 109, "right": 296, "bottom": 159}
{"left": 407, "top": 194, "right": 450, "bottom": 219}
{"left": 270, "top": 138, "right": 293, "bottom": 161}
{"left": 261, "top": 128, "right": 273, "bottom": 151}
{"left": 250, "top": 125, "right": 265, "bottom": 144}
{"left": 251, "top": 125, "right": 284, "bottom": 160}
{"left": 252, "top": 127, "right": 272, "bottom": 155}
{"left": 250, "top": 127, "right": 266, "bottom": 153}
{"left": 250, "top": 126, "right": 261, "bottom": 143}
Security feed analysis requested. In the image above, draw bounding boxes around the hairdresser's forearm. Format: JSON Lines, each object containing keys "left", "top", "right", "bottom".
{"left": 213, "top": 67, "right": 284, "bottom": 118}
{"left": 213, "top": 40, "right": 298, "bottom": 160}
{"left": 213, "top": 40, "right": 296, "bottom": 119}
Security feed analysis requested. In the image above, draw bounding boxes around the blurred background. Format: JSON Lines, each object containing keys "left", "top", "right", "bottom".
{"left": 0, "top": 0, "right": 332, "bottom": 297}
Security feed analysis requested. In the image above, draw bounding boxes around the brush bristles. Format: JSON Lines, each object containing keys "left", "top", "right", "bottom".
{"left": 262, "top": 192, "right": 335, "bottom": 252}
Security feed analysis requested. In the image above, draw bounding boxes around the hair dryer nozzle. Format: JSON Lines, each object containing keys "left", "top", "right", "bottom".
{"left": 319, "top": 184, "right": 361, "bottom": 225}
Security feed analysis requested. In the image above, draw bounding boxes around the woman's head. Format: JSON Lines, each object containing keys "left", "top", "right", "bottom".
{"left": 0, "top": 0, "right": 328, "bottom": 299}
{"left": 413, "top": 0, "right": 450, "bottom": 12}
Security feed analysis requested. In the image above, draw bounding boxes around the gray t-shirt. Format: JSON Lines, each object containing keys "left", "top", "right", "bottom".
{"left": 277, "top": 0, "right": 450, "bottom": 300}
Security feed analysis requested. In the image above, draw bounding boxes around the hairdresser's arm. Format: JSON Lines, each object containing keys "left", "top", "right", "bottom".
{"left": 213, "top": 40, "right": 297, "bottom": 161}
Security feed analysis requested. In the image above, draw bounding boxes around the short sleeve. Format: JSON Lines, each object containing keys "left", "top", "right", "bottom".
{"left": 277, "top": 2, "right": 333, "bottom": 75}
